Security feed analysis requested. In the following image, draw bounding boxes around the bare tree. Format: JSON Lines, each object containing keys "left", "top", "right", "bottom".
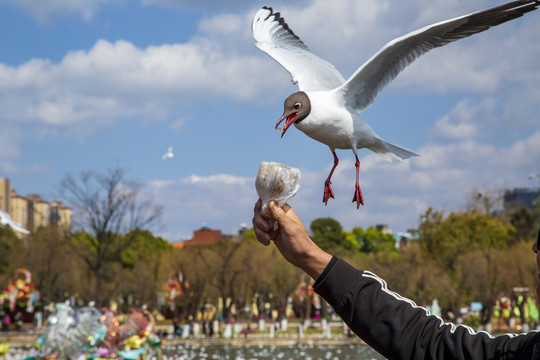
{"left": 61, "top": 167, "right": 162, "bottom": 306}
{"left": 465, "top": 186, "right": 504, "bottom": 214}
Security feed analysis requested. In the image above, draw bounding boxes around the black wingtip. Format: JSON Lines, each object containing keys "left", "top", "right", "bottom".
{"left": 259, "top": 6, "right": 303, "bottom": 42}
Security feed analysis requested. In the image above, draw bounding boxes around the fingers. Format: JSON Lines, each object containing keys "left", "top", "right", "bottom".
{"left": 253, "top": 201, "right": 270, "bottom": 232}
{"left": 253, "top": 220, "right": 271, "bottom": 246}
{"left": 253, "top": 200, "right": 294, "bottom": 246}
{"left": 253, "top": 199, "right": 271, "bottom": 246}
{"left": 254, "top": 227, "right": 271, "bottom": 246}
{"left": 254, "top": 199, "right": 262, "bottom": 212}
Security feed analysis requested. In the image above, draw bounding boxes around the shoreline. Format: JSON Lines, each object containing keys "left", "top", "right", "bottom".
{"left": 164, "top": 336, "right": 365, "bottom": 347}
{"left": 0, "top": 331, "right": 365, "bottom": 348}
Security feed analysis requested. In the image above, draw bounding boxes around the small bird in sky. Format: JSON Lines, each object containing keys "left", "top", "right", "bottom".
{"left": 252, "top": 1, "right": 539, "bottom": 208}
{"left": 162, "top": 146, "right": 174, "bottom": 160}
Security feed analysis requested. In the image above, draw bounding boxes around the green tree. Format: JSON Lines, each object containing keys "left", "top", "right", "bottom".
{"left": 376, "top": 246, "right": 452, "bottom": 313}
{"left": 417, "top": 207, "right": 516, "bottom": 322}
{"left": 532, "top": 195, "right": 540, "bottom": 234}
{"left": 114, "top": 230, "right": 172, "bottom": 309}
{"left": 347, "top": 226, "right": 396, "bottom": 254}
{"left": 270, "top": 251, "right": 303, "bottom": 321}
{"left": 0, "top": 226, "right": 22, "bottom": 275}
{"left": 310, "top": 218, "right": 349, "bottom": 251}
{"left": 509, "top": 207, "right": 536, "bottom": 242}
{"left": 22, "top": 226, "right": 80, "bottom": 304}
{"left": 61, "top": 167, "right": 162, "bottom": 306}
{"left": 242, "top": 229, "right": 286, "bottom": 320}
{"left": 418, "top": 208, "right": 515, "bottom": 270}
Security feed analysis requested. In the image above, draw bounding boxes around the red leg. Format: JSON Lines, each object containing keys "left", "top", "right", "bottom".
{"left": 352, "top": 153, "right": 364, "bottom": 208}
{"left": 323, "top": 151, "right": 339, "bottom": 205}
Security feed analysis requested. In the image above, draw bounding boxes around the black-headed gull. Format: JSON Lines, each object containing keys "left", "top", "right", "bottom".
{"left": 252, "top": 1, "right": 539, "bottom": 208}
{"left": 162, "top": 146, "right": 174, "bottom": 160}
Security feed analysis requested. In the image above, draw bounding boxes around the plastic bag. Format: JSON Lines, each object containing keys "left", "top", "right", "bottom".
{"left": 255, "top": 161, "right": 302, "bottom": 229}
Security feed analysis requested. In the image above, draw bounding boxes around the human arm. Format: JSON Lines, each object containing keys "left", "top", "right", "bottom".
{"left": 252, "top": 199, "right": 332, "bottom": 280}
{"left": 252, "top": 199, "right": 540, "bottom": 359}
{"left": 314, "top": 251, "right": 540, "bottom": 359}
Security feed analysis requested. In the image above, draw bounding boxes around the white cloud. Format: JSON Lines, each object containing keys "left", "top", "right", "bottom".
{"left": 0, "top": 38, "right": 284, "bottom": 129}
{"left": 185, "top": 174, "right": 251, "bottom": 186}
{"left": 430, "top": 115, "right": 478, "bottom": 143}
{"left": 169, "top": 118, "right": 188, "bottom": 132}
{"left": 428, "top": 99, "right": 496, "bottom": 142}
{"left": 140, "top": 0, "right": 280, "bottom": 13}
{"left": 198, "top": 14, "right": 242, "bottom": 34}
{"left": 149, "top": 173, "right": 257, "bottom": 239}
{"left": 0, "top": 0, "right": 117, "bottom": 22}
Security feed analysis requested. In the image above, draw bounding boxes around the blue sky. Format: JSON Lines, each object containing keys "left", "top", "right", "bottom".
{"left": 1, "top": 0, "right": 539, "bottom": 241}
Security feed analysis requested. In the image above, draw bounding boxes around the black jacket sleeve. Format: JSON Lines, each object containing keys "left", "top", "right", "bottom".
{"left": 314, "top": 257, "right": 540, "bottom": 360}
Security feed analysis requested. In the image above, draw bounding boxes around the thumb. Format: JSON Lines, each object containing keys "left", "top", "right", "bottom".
{"left": 268, "top": 201, "right": 287, "bottom": 223}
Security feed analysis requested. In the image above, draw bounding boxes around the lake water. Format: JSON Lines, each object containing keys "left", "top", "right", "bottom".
{"left": 3, "top": 343, "right": 387, "bottom": 360}
{"left": 162, "top": 343, "right": 386, "bottom": 359}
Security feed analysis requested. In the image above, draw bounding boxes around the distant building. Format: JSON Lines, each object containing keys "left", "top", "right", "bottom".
{"left": 376, "top": 224, "right": 392, "bottom": 234}
{"left": 0, "top": 178, "right": 11, "bottom": 214}
{"left": 50, "top": 201, "right": 72, "bottom": 231}
{"left": 396, "top": 232, "right": 411, "bottom": 250}
{"left": 0, "top": 178, "right": 72, "bottom": 235}
{"left": 10, "top": 193, "right": 29, "bottom": 231}
{"left": 27, "top": 194, "right": 51, "bottom": 232}
{"left": 504, "top": 188, "right": 540, "bottom": 212}
{"left": 173, "top": 226, "right": 222, "bottom": 248}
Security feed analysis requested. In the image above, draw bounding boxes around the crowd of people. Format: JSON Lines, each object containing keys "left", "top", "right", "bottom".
{"left": 0, "top": 310, "right": 23, "bottom": 332}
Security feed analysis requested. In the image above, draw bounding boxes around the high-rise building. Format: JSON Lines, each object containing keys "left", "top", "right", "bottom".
{"left": 10, "top": 193, "right": 28, "bottom": 230}
{"left": 504, "top": 188, "right": 540, "bottom": 212}
{"left": 51, "top": 200, "right": 72, "bottom": 230}
{"left": 27, "top": 194, "right": 51, "bottom": 232}
{"left": 0, "top": 178, "right": 73, "bottom": 235}
{"left": 0, "top": 177, "right": 11, "bottom": 213}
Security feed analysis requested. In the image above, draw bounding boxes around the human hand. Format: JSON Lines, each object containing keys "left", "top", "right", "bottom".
{"left": 252, "top": 199, "right": 332, "bottom": 279}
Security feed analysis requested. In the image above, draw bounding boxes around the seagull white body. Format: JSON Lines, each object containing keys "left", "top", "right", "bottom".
{"left": 252, "top": 1, "right": 540, "bottom": 208}
{"left": 299, "top": 90, "right": 384, "bottom": 154}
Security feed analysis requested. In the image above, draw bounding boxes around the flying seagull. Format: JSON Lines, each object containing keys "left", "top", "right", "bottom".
{"left": 162, "top": 146, "right": 174, "bottom": 160}
{"left": 0, "top": 208, "right": 30, "bottom": 234}
{"left": 252, "top": 1, "right": 539, "bottom": 208}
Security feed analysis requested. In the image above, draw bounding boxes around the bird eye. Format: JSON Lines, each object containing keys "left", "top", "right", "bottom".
{"left": 294, "top": 103, "right": 301, "bottom": 109}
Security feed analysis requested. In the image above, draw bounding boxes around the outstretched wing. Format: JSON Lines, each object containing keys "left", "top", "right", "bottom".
{"left": 340, "top": 0, "right": 539, "bottom": 111}
{"left": 252, "top": 7, "right": 345, "bottom": 91}
{"left": 0, "top": 208, "right": 30, "bottom": 234}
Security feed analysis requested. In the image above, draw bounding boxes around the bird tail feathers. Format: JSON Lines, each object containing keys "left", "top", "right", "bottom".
{"left": 374, "top": 141, "right": 419, "bottom": 163}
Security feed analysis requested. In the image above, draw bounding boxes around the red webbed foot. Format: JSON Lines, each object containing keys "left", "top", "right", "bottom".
{"left": 323, "top": 180, "right": 335, "bottom": 205}
{"left": 352, "top": 184, "right": 364, "bottom": 209}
